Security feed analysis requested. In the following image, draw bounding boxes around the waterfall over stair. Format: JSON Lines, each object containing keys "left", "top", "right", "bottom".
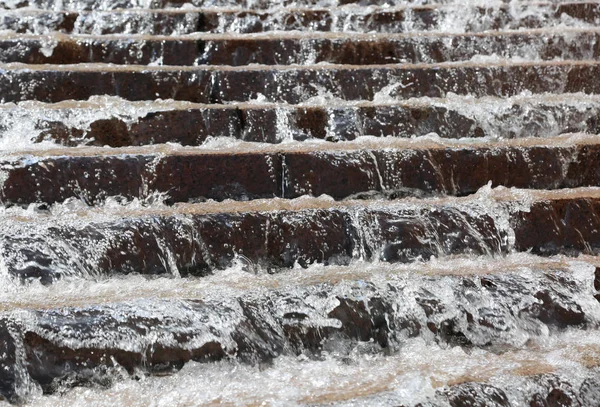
{"left": 1, "top": 0, "right": 600, "bottom": 405}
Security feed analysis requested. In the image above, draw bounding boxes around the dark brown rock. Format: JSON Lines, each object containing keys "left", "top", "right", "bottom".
{"left": 529, "top": 374, "right": 582, "bottom": 407}
{"left": 0, "top": 321, "right": 19, "bottom": 403}
{"left": 523, "top": 289, "right": 585, "bottom": 327}
{"left": 283, "top": 144, "right": 599, "bottom": 200}
{"left": 3, "top": 207, "right": 359, "bottom": 282}
{"left": 3, "top": 62, "right": 600, "bottom": 104}
{"left": 0, "top": 264, "right": 597, "bottom": 400}
{"left": 3, "top": 31, "right": 600, "bottom": 66}
{"left": 512, "top": 197, "right": 600, "bottom": 256}
{"left": 30, "top": 101, "right": 600, "bottom": 147}
{"left": 2, "top": 143, "right": 600, "bottom": 206}
{"left": 443, "top": 382, "right": 511, "bottom": 407}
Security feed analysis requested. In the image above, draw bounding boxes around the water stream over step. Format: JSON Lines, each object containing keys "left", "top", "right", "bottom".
{"left": 0, "top": 254, "right": 600, "bottom": 404}
{"left": 2, "top": 0, "right": 600, "bottom": 404}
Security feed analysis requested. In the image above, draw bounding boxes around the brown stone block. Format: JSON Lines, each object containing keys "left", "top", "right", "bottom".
{"left": 0, "top": 155, "right": 151, "bottom": 205}
{"left": 282, "top": 144, "right": 600, "bottom": 200}
{"left": 151, "top": 153, "right": 281, "bottom": 203}
{"left": 357, "top": 206, "right": 507, "bottom": 262}
{"left": 282, "top": 150, "right": 380, "bottom": 198}
{"left": 1, "top": 143, "right": 600, "bottom": 206}
{"left": 5, "top": 31, "right": 600, "bottom": 66}
{"left": 0, "top": 263, "right": 597, "bottom": 399}
{"left": 32, "top": 101, "right": 600, "bottom": 147}
{"left": 512, "top": 197, "right": 600, "bottom": 255}
{"left": 3, "top": 62, "right": 600, "bottom": 103}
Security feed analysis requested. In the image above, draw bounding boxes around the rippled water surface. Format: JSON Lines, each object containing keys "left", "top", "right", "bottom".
{"left": 1, "top": 0, "right": 600, "bottom": 405}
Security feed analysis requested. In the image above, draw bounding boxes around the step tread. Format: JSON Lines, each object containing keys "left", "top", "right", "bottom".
{"left": 3, "top": 28, "right": 600, "bottom": 66}
{"left": 1, "top": 1, "right": 598, "bottom": 36}
{"left": 3, "top": 60, "right": 600, "bottom": 104}
{"left": 0, "top": 253, "right": 598, "bottom": 401}
{"left": 1, "top": 132, "right": 599, "bottom": 157}
{"left": 1, "top": 185, "right": 598, "bottom": 219}
{"left": 0, "top": 252, "right": 592, "bottom": 310}
{"left": 2, "top": 186, "right": 600, "bottom": 284}
{"left": 4, "top": 58, "right": 600, "bottom": 70}
{"left": 1, "top": 134, "right": 600, "bottom": 204}
{"left": 6, "top": 25, "right": 600, "bottom": 40}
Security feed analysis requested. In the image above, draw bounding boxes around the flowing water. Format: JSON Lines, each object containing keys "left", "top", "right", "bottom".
{"left": 1, "top": 0, "right": 600, "bottom": 405}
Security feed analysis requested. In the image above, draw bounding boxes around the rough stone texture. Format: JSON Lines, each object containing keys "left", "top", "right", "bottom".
{"left": 2, "top": 62, "right": 600, "bottom": 103}
{"left": 6, "top": 192, "right": 600, "bottom": 283}
{"left": 0, "top": 321, "right": 19, "bottom": 403}
{"left": 443, "top": 382, "right": 511, "bottom": 407}
{"left": 0, "top": 153, "right": 281, "bottom": 205}
{"left": 2, "top": 31, "right": 600, "bottom": 66}
{"left": 282, "top": 145, "right": 596, "bottom": 199}
{"left": 1, "top": 144, "right": 598, "bottom": 205}
{"left": 2, "top": 203, "right": 506, "bottom": 283}
{"left": 1, "top": 0, "right": 600, "bottom": 403}
{"left": 28, "top": 102, "right": 600, "bottom": 147}
{"left": 513, "top": 197, "right": 600, "bottom": 255}
{"left": 0, "top": 267, "right": 595, "bottom": 400}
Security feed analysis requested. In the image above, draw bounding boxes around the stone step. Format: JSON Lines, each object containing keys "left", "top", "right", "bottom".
{"left": 18, "top": 352, "right": 600, "bottom": 405}
{"left": 2, "top": 0, "right": 589, "bottom": 11}
{"left": 0, "top": 254, "right": 598, "bottom": 401}
{"left": 10, "top": 95, "right": 600, "bottom": 147}
{"left": 3, "top": 186, "right": 600, "bottom": 283}
{"left": 0, "top": 135, "right": 599, "bottom": 205}
{"left": 0, "top": 0, "right": 503, "bottom": 11}
{"left": 348, "top": 372, "right": 600, "bottom": 406}
{"left": 2, "top": 0, "right": 600, "bottom": 404}
{"left": 3, "top": 29, "right": 600, "bottom": 66}
{"left": 2, "top": 60, "right": 600, "bottom": 103}
{"left": 1, "top": 2, "right": 598, "bottom": 35}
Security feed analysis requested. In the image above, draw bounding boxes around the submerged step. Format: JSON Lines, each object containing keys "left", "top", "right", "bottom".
{"left": 2, "top": 60, "right": 600, "bottom": 104}
{"left": 0, "top": 0, "right": 534, "bottom": 11}
{"left": 22, "top": 368, "right": 600, "bottom": 406}
{"left": 0, "top": 255, "right": 598, "bottom": 401}
{"left": 3, "top": 187, "right": 600, "bottom": 283}
{"left": 11, "top": 95, "right": 600, "bottom": 147}
{"left": 1, "top": 136, "right": 599, "bottom": 205}
{"left": 1, "top": 3, "right": 598, "bottom": 35}
{"left": 3, "top": 29, "right": 600, "bottom": 66}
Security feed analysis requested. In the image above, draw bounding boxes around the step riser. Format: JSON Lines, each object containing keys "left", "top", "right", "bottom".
{"left": 5, "top": 205, "right": 504, "bottom": 282}
{"left": 3, "top": 32, "right": 600, "bottom": 66}
{"left": 1, "top": 145, "right": 598, "bottom": 205}
{"left": 2, "top": 0, "right": 600, "bottom": 403}
{"left": 25, "top": 102, "right": 600, "bottom": 146}
{"left": 5, "top": 195, "right": 600, "bottom": 282}
{"left": 0, "top": 264, "right": 595, "bottom": 400}
{"left": 441, "top": 377, "right": 600, "bottom": 407}
{"left": 0, "top": 0, "right": 509, "bottom": 11}
{"left": 3, "top": 4, "right": 598, "bottom": 35}
{"left": 2, "top": 63, "right": 599, "bottom": 103}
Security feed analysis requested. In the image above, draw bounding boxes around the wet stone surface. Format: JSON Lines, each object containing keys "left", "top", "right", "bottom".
{"left": 3, "top": 31, "right": 600, "bottom": 66}
{"left": 2, "top": 0, "right": 600, "bottom": 404}
{"left": 1, "top": 144, "right": 600, "bottom": 205}
{"left": 3, "top": 62, "right": 600, "bottom": 104}
{"left": 4, "top": 193, "right": 600, "bottom": 284}
{"left": 0, "top": 265, "right": 597, "bottom": 401}
{"left": 23, "top": 102, "right": 600, "bottom": 147}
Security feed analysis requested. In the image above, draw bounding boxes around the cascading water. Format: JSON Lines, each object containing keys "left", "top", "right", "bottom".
{"left": 1, "top": 0, "right": 600, "bottom": 405}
